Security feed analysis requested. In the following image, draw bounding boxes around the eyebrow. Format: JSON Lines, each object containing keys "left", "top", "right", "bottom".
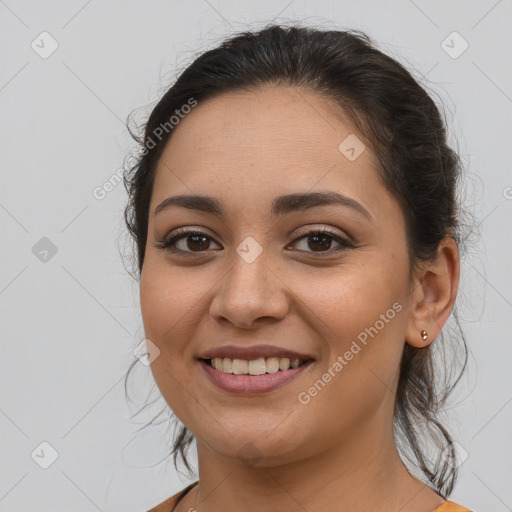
{"left": 154, "top": 191, "right": 372, "bottom": 220}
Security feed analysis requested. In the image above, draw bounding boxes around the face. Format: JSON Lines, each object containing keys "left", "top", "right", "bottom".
{"left": 140, "top": 86, "right": 415, "bottom": 467}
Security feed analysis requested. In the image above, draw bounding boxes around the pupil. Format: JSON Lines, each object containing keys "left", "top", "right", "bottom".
{"left": 309, "top": 234, "right": 331, "bottom": 251}
{"left": 188, "top": 235, "right": 209, "bottom": 251}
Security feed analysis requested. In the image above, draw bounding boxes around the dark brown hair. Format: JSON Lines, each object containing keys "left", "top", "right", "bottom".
{"left": 123, "top": 24, "right": 468, "bottom": 497}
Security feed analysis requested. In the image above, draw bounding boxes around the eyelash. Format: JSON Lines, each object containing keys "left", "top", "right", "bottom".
{"left": 153, "top": 227, "right": 355, "bottom": 256}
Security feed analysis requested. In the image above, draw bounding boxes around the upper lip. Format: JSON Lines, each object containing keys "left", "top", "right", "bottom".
{"left": 197, "top": 344, "right": 315, "bottom": 361}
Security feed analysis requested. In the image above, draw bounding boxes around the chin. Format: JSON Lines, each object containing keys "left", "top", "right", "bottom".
{"left": 196, "top": 422, "right": 312, "bottom": 468}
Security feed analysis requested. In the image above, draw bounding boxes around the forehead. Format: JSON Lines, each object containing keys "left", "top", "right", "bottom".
{"left": 161, "top": 86, "right": 364, "bottom": 165}
{"left": 150, "top": 86, "right": 389, "bottom": 219}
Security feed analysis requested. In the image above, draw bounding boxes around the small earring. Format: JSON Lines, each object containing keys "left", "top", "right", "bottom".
{"left": 421, "top": 330, "right": 428, "bottom": 341}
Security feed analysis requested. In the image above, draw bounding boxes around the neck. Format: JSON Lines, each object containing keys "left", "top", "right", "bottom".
{"left": 179, "top": 415, "right": 444, "bottom": 512}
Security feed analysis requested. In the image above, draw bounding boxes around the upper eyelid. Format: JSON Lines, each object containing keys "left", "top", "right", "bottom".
{"left": 166, "top": 225, "right": 348, "bottom": 242}
{"left": 168, "top": 222, "right": 348, "bottom": 236}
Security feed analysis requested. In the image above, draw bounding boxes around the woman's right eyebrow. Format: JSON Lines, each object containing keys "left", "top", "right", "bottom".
{"left": 153, "top": 191, "right": 372, "bottom": 221}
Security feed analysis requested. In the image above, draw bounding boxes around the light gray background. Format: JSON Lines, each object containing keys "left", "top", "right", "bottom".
{"left": 1, "top": 1, "right": 511, "bottom": 511}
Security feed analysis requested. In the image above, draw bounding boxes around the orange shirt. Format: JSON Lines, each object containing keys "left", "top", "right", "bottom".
{"left": 146, "top": 481, "right": 472, "bottom": 511}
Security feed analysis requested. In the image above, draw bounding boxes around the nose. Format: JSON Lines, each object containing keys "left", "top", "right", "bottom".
{"left": 209, "top": 249, "right": 289, "bottom": 330}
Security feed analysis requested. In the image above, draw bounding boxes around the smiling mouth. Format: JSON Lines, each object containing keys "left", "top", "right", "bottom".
{"left": 201, "top": 357, "right": 312, "bottom": 375}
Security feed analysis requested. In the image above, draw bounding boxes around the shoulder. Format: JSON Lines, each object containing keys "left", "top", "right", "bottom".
{"left": 433, "top": 500, "right": 472, "bottom": 511}
{"left": 146, "top": 481, "right": 199, "bottom": 512}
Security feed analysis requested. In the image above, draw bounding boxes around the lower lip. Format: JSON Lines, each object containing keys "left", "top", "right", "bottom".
{"left": 198, "top": 359, "right": 313, "bottom": 394}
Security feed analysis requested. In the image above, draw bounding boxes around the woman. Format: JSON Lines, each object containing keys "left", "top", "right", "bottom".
{"left": 123, "top": 24, "right": 472, "bottom": 511}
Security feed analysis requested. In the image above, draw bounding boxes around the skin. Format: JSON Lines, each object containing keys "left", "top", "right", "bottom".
{"left": 140, "top": 86, "right": 460, "bottom": 512}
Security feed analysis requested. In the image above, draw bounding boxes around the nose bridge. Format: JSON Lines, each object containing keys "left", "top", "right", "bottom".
{"left": 209, "top": 238, "right": 288, "bottom": 327}
{"left": 232, "top": 239, "right": 271, "bottom": 291}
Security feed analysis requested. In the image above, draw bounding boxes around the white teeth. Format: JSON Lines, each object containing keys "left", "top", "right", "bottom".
{"left": 279, "top": 357, "right": 290, "bottom": 371}
{"left": 266, "top": 357, "right": 280, "bottom": 373}
{"left": 208, "top": 356, "right": 309, "bottom": 374}
{"left": 221, "top": 358, "right": 232, "bottom": 373}
{"left": 232, "top": 359, "right": 249, "bottom": 374}
{"left": 248, "top": 358, "right": 266, "bottom": 375}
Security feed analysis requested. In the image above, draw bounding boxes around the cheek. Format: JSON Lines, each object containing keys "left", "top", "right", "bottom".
{"left": 298, "top": 259, "right": 406, "bottom": 333}
{"left": 139, "top": 260, "right": 206, "bottom": 390}
{"left": 291, "top": 257, "right": 408, "bottom": 382}
{"left": 288, "top": 264, "right": 407, "bottom": 440}
{"left": 139, "top": 263, "right": 204, "bottom": 426}
{"left": 140, "top": 258, "right": 208, "bottom": 350}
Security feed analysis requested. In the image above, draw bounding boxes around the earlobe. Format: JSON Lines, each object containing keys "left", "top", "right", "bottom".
{"left": 405, "top": 324, "right": 432, "bottom": 349}
{"left": 405, "top": 237, "right": 460, "bottom": 348}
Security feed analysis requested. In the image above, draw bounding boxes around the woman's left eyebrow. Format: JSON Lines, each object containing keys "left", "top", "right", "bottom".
{"left": 154, "top": 191, "right": 372, "bottom": 221}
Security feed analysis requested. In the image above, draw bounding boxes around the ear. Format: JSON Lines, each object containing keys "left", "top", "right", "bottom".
{"left": 405, "top": 236, "right": 460, "bottom": 348}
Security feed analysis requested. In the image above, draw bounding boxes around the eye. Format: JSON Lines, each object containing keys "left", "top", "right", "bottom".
{"left": 154, "top": 227, "right": 354, "bottom": 255}
{"left": 289, "top": 228, "right": 354, "bottom": 254}
{"left": 154, "top": 229, "right": 221, "bottom": 254}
